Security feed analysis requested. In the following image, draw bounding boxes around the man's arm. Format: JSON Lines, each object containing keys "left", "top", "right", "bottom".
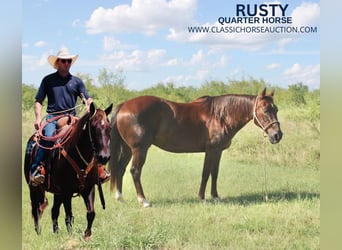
{"left": 34, "top": 101, "right": 43, "bottom": 130}
{"left": 80, "top": 93, "right": 93, "bottom": 112}
{"left": 85, "top": 97, "right": 93, "bottom": 112}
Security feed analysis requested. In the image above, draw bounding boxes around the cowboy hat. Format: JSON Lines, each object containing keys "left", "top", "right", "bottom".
{"left": 48, "top": 47, "right": 78, "bottom": 69}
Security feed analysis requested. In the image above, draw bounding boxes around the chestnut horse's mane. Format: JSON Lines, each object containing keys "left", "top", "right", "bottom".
{"left": 195, "top": 94, "right": 256, "bottom": 129}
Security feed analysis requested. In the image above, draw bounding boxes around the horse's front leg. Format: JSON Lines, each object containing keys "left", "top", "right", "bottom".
{"left": 209, "top": 150, "right": 223, "bottom": 201}
{"left": 82, "top": 187, "right": 95, "bottom": 241}
{"left": 131, "top": 147, "right": 151, "bottom": 207}
{"left": 51, "top": 194, "right": 63, "bottom": 233}
{"left": 199, "top": 150, "right": 222, "bottom": 200}
{"left": 62, "top": 193, "right": 74, "bottom": 235}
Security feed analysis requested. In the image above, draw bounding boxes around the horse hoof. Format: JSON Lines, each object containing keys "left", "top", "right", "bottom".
{"left": 35, "top": 226, "right": 41, "bottom": 235}
{"left": 83, "top": 232, "right": 92, "bottom": 241}
{"left": 115, "top": 191, "right": 124, "bottom": 202}
{"left": 143, "top": 201, "right": 152, "bottom": 208}
{"left": 83, "top": 235, "right": 92, "bottom": 241}
{"left": 138, "top": 197, "right": 152, "bottom": 208}
{"left": 213, "top": 196, "right": 221, "bottom": 202}
{"left": 66, "top": 225, "right": 73, "bottom": 235}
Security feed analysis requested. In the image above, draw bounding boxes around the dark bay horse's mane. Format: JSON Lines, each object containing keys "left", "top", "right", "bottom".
{"left": 64, "top": 111, "right": 91, "bottom": 150}
{"left": 194, "top": 94, "right": 256, "bottom": 129}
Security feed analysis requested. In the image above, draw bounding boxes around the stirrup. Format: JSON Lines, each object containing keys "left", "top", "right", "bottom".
{"left": 30, "top": 166, "right": 45, "bottom": 186}
{"left": 100, "top": 170, "right": 111, "bottom": 184}
{"left": 30, "top": 174, "right": 45, "bottom": 187}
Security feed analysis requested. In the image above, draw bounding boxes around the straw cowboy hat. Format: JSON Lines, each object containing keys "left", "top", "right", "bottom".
{"left": 48, "top": 47, "right": 78, "bottom": 69}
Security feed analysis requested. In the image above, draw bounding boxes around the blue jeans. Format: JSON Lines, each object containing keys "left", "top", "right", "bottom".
{"left": 31, "top": 114, "right": 58, "bottom": 173}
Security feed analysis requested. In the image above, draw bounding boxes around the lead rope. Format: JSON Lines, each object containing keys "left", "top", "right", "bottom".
{"left": 262, "top": 135, "right": 269, "bottom": 202}
{"left": 253, "top": 96, "right": 272, "bottom": 202}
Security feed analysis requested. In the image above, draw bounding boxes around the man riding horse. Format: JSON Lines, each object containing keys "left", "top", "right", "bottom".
{"left": 30, "top": 47, "right": 110, "bottom": 186}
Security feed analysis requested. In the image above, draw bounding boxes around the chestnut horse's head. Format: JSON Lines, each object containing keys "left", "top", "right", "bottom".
{"left": 87, "top": 103, "right": 113, "bottom": 164}
{"left": 253, "top": 88, "right": 283, "bottom": 144}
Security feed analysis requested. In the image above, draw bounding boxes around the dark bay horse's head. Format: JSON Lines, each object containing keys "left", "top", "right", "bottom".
{"left": 87, "top": 103, "right": 113, "bottom": 164}
{"left": 253, "top": 88, "right": 283, "bottom": 144}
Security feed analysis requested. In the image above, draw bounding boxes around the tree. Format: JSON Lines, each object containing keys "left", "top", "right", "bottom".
{"left": 96, "top": 69, "right": 129, "bottom": 106}
{"left": 98, "top": 68, "right": 125, "bottom": 87}
{"left": 22, "top": 84, "right": 37, "bottom": 111}
{"left": 288, "top": 82, "right": 308, "bottom": 106}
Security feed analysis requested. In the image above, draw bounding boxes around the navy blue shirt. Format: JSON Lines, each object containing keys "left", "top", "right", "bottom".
{"left": 35, "top": 72, "right": 90, "bottom": 114}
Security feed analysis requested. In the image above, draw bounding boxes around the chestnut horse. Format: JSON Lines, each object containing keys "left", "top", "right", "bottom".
{"left": 109, "top": 88, "right": 282, "bottom": 207}
{"left": 24, "top": 102, "right": 113, "bottom": 239}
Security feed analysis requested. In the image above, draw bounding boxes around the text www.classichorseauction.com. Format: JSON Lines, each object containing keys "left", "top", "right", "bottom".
{"left": 188, "top": 3, "right": 318, "bottom": 34}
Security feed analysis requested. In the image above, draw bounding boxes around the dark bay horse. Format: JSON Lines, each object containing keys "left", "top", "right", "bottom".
{"left": 24, "top": 102, "right": 113, "bottom": 240}
{"left": 109, "top": 88, "right": 282, "bottom": 207}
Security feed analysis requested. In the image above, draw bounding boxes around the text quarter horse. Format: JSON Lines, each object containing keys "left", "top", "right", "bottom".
{"left": 24, "top": 102, "right": 113, "bottom": 239}
{"left": 109, "top": 88, "right": 282, "bottom": 207}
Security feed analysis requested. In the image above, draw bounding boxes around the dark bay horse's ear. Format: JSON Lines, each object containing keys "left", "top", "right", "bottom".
{"left": 105, "top": 103, "right": 113, "bottom": 116}
{"left": 259, "top": 88, "right": 267, "bottom": 98}
{"left": 269, "top": 89, "right": 275, "bottom": 97}
{"left": 90, "top": 102, "right": 96, "bottom": 116}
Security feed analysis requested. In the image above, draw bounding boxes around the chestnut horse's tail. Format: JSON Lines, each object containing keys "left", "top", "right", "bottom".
{"left": 109, "top": 104, "right": 132, "bottom": 192}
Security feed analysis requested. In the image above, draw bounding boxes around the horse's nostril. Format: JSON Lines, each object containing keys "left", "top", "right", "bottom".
{"left": 275, "top": 131, "right": 283, "bottom": 141}
{"left": 275, "top": 134, "right": 279, "bottom": 141}
{"left": 97, "top": 155, "right": 110, "bottom": 164}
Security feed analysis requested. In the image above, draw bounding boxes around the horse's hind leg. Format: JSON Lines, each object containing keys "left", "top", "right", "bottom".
{"left": 130, "top": 147, "right": 151, "bottom": 207}
{"left": 30, "top": 188, "right": 47, "bottom": 235}
{"left": 109, "top": 137, "right": 132, "bottom": 202}
{"left": 115, "top": 144, "right": 132, "bottom": 201}
{"left": 32, "top": 203, "right": 42, "bottom": 234}
{"left": 51, "top": 194, "right": 63, "bottom": 233}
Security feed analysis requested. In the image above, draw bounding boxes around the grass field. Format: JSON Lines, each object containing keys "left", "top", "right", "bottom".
{"left": 22, "top": 108, "right": 320, "bottom": 249}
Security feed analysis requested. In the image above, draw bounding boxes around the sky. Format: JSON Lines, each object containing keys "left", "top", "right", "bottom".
{"left": 22, "top": 0, "right": 320, "bottom": 90}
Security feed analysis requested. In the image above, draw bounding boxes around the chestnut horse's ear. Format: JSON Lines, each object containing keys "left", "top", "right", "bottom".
{"left": 259, "top": 88, "right": 267, "bottom": 98}
{"left": 105, "top": 103, "right": 113, "bottom": 116}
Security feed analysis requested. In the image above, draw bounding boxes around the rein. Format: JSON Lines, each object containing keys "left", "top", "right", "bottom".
{"left": 75, "top": 117, "right": 96, "bottom": 166}
{"left": 253, "top": 96, "right": 279, "bottom": 133}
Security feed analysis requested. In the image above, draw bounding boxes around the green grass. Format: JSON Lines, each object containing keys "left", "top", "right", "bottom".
{"left": 22, "top": 108, "right": 320, "bottom": 249}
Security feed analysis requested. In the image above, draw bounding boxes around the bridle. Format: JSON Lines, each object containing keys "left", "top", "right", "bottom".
{"left": 253, "top": 96, "right": 280, "bottom": 132}
{"left": 76, "top": 110, "right": 98, "bottom": 166}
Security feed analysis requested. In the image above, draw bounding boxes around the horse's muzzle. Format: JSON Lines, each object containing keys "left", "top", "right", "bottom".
{"left": 96, "top": 155, "right": 111, "bottom": 165}
{"left": 268, "top": 129, "right": 283, "bottom": 144}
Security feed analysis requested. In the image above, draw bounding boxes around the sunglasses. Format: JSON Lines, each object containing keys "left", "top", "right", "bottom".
{"left": 59, "top": 59, "right": 72, "bottom": 64}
